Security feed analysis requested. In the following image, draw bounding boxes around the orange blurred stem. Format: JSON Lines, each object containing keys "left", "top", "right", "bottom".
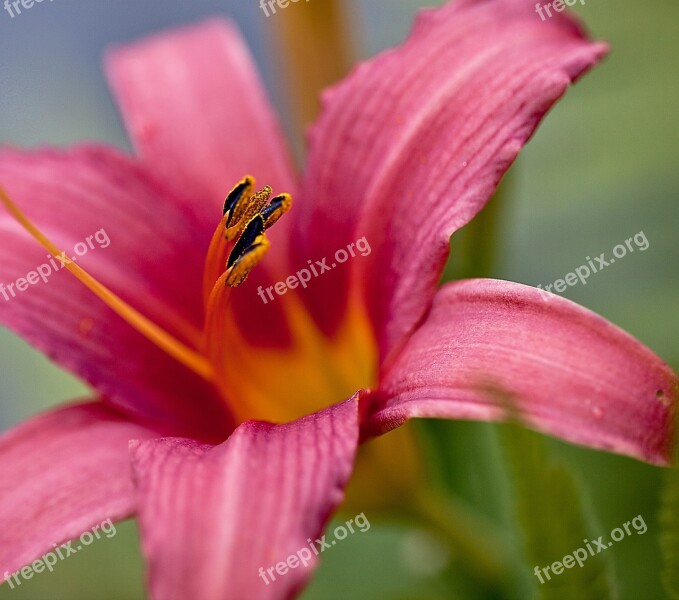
{"left": 265, "top": 0, "right": 353, "bottom": 140}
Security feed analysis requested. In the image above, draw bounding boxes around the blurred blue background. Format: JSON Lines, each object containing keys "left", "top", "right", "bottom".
{"left": 1, "top": 0, "right": 677, "bottom": 598}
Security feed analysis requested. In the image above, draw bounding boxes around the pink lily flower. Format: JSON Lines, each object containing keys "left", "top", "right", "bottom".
{"left": 0, "top": 1, "right": 676, "bottom": 598}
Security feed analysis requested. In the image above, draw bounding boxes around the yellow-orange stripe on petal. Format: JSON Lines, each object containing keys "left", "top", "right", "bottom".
{"left": 205, "top": 284, "right": 377, "bottom": 424}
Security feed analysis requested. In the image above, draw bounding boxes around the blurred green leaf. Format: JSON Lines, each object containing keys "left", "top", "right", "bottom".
{"left": 442, "top": 174, "right": 513, "bottom": 284}
{"left": 660, "top": 466, "right": 679, "bottom": 598}
{"left": 660, "top": 405, "right": 679, "bottom": 599}
{"left": 500, "top": 420, "right": 613, "bottom": 600}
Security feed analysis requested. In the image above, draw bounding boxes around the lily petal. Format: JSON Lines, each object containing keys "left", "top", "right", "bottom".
{"left": 131, "top": 397, "right": 359, "bottom": 600}
{"left": 370, "top": 280, "right": 677, "bottom": 465}
{"left": 106, "top": 18, "right": 297, "bottom": 234}
{"left": 0, "top": 401, "right": 161, "bottom": 576}
{"left": 296, "top": 0, "right": 607, "bottom": 360}
{"left": 0, "top": 147, "right": 233, "bottom": 439}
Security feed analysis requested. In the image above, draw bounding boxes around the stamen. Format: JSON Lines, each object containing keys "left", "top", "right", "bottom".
{"left": 203, "top": 269, "right": 263, "bottom": 420}
{"left": 223, "top": 175, "right": 254, "bottom": 221}
{"left": 224, "top": 185, "right": 272, "bottom": 241}
{"left": 225, "top": 215, "right": 270, "bottom": 287}
{"left": 227, "top": 215, "right": 265, "bottom": 269}
{"left": 203, "top": 211, "right": 233, "bottom": 301}
{"left": 0, "top": 186, "right": 215, "bottom": 383}
{"left": 261, "top": 193, "right": 293, "bottom": 229}
{"left": 219, "top": 179, "right": 293, "bottom": 288}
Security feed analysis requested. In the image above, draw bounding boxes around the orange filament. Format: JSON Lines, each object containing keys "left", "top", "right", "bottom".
{"left": 0, "top": 186, "right": 215, "bottom": 383}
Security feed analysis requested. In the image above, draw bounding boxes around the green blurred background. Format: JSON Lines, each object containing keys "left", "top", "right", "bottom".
{"left": 0, "top": 0, "right": 677, "bottom": 598}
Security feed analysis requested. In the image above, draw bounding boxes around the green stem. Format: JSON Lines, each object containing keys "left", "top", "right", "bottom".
{"left": 443, "top": 172, "right": 513, "bottom": 282}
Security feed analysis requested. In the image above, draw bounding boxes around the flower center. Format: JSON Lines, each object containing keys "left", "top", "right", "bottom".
{"left": 0, "top": 179, "right": 374, "bottom": 428}
{"left": 203, "top": 177, "right": 376, "bottom": 424}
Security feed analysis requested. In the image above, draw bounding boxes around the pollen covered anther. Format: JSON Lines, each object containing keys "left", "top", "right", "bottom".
{"left": 224, "top": 185, "right": 272, "bottom": 241}
{"left": 225, "top": 216, "right": 270, "bottom": 287}
{"left": 261, "top": 193, "right": 293, "bottom": 230}
{"left": 222, "top": 177, "right": 292, "bottom": 287}
{"left": 223, "top": 176, "right": 254, "bottom": 219}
